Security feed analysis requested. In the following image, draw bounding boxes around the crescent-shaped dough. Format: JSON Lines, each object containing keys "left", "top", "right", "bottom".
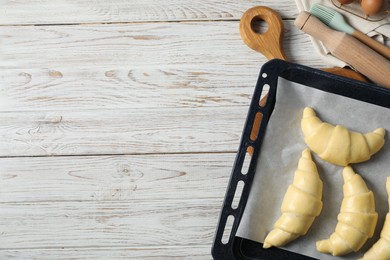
{"left": 263, "top": 149, "right": 323, "bottom": 248}
{"left": 301, "top": 107, "right": 385, "bottom": 166}
{"left": 360, "top": 177, "right": 390, "bottom": 260}
{"left": 317, "top": 166, "right": 378, "bottom": 256}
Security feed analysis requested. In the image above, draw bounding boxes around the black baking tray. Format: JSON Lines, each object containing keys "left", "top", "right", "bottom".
{"left": 211, "top": 59, "right": 390, "bottom": 260}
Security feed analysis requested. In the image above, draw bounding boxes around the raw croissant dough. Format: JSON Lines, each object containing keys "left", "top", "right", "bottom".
{"left": 360, "top": 177, "right": 390, "bottom": 260}
{"left": 317, "top": 166, "right": 378, "bottom": 256}
{"left": 301, "top": 107, "right": 385, "bottom": 166}
{"left": 263, "top": 149, "right": 323, "bottom": 248}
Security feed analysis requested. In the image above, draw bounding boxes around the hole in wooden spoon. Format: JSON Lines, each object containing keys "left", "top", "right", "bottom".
{"left": 251, "top": 16, "right": 269, "bottom": 34}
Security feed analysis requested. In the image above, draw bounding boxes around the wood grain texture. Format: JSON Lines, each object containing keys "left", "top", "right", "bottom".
{"left": 0, "top": 21, "right": 325, "bottom": 111}
{"left": 0, "top": 66, "right": 258, "bottom": 111}
{"left": 0, "top": 199, "right": 221, "bottom": 249}
{"left": 0, "top": 106, "right": 246, "bottom": 156}
{"left": 0, "top": 1, "right": 320, "bottom": 257}
{"left": 0, "top": 0, "right": 299, "bottom": 25}
{"left": 0, "top": 153, "right": 233, "bottom": 202}
{"left": 0, "top": 246, "right": 211, "bottom": 259}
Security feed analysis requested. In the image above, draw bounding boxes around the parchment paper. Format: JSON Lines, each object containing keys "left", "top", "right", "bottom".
{"left": 236, "top": 77, "right": 390, "bottom": 259}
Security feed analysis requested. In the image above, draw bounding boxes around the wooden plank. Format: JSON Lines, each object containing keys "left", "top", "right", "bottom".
{"left": 0, "top": 21, "right": 321, "bottom": 69}
{"left": 0, "top": 199, "right": 222, "bottom": 249}
{"left": 0, "top": 0, "right": 299, "bottom": 25}
{"left": 0, "top": 21, "right": 323, "bottom": 111}
{"left": 0, "top": 66, "right": 259, "bottom": 111}
{"left": 0, "top": 246, "right": 211, "bottom": 259}
{"left": 0, "top": 153, "right": 233, "bottom": 203}
{"left": 0, "top": 106, "right": 247, "bottom": 156}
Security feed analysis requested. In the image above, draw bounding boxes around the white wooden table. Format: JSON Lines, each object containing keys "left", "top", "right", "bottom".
{"left": 0, "top": 1, "right": 327, "bottom": 258}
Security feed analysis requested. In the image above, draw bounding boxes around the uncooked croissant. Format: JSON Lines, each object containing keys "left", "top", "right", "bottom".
{"left": 301, "top": 107, "right": 385, "bottom": 166}
{"left": 263, "top": 149, "right": 323, "bottom": 248}
{"left": 317, "top": 166, "right": 378, "bottom": 256}
{"left": 360, "top": 177, "right": 390, "bottom": 260}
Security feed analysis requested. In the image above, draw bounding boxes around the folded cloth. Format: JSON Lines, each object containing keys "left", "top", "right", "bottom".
{"left": 295, "top": 0, "right": 390, "bottom": 67}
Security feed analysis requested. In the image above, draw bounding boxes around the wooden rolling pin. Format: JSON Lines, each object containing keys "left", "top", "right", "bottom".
{"left": 295, "top": 11, "right": 390, "bottom": 89}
